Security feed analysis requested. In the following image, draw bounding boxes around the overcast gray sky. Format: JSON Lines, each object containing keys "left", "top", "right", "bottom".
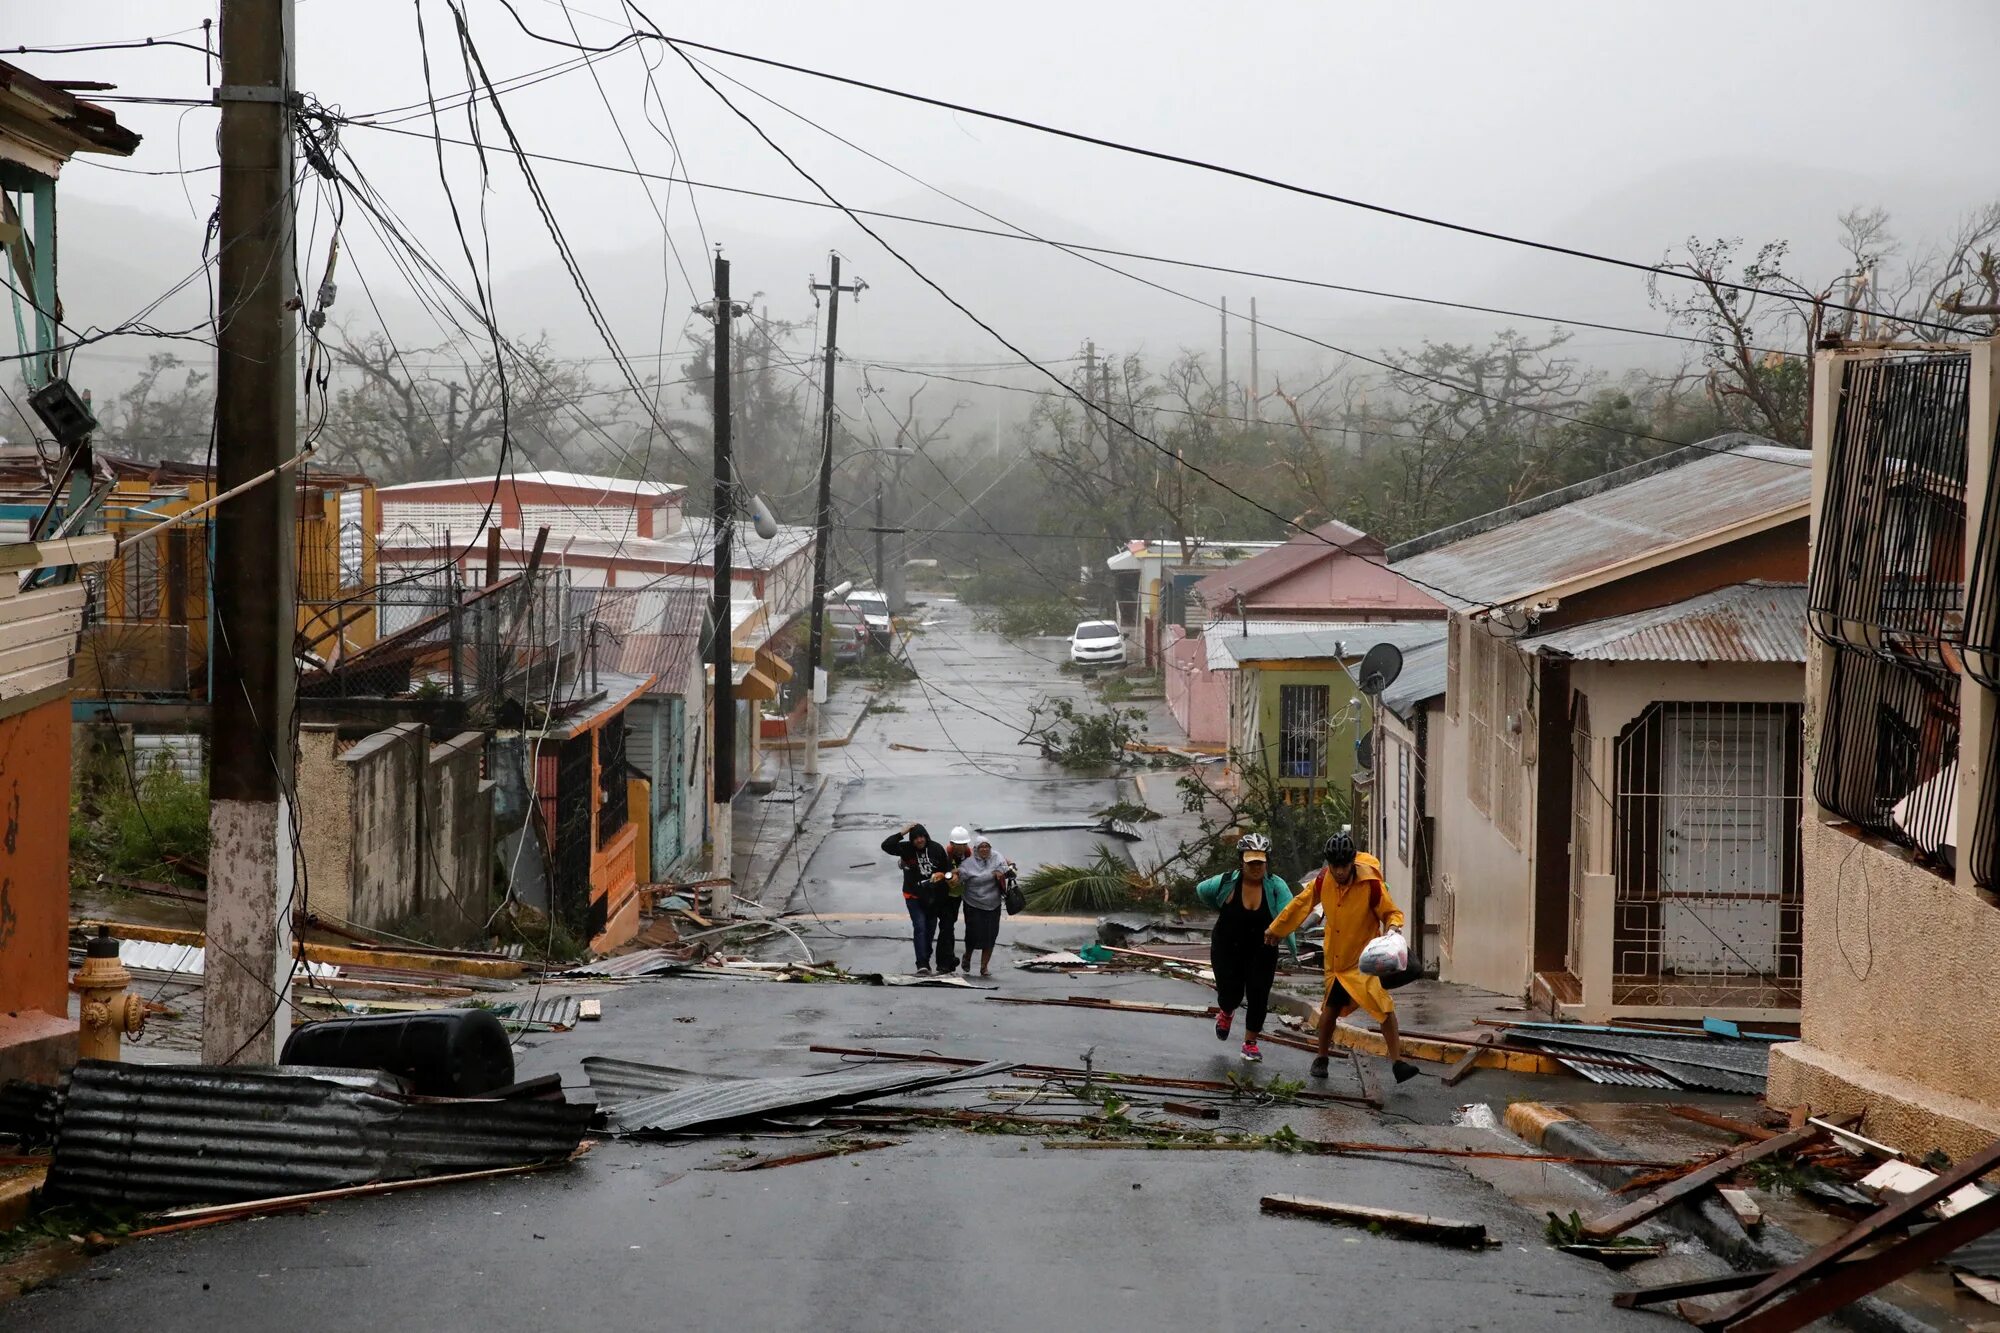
{"left": 18, "top": 1, "right": 2000, "bottom": 400}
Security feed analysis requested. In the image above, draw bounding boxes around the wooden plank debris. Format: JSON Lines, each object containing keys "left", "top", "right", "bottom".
{"left": 1719, "top": 1187, "right": 1763, "bottom": 1228}
{"left": 1162, "top": 1101, "right": 1221, "bottom": 1121}
{"left": 724, "top": 1140, "right": 893, "bottom": 1172}
{"left": 1610, "top": 1260, "right": 1869, "bottom": 1309}
{"left": 1441, "top": 1033, "right": 1497, "bottom": 1088}
{"left": 1580, "top": 1123, "right": 1826, "bottom": 1240}
{"left": 1670, "top": 1105, "right": 1778, "bottom": 1142}
{"left": 1259, "top": 1194, "right": 1491, "bottom": 1249}
{"left": 1695, "top": 1134, "right": 2000, "bottom": 1331}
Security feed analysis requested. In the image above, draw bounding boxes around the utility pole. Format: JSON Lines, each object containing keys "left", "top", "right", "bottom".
{"left": 804, "top": 254, "right": 863, "bottom": 779}
{"left": 1219, "top": 297, "right": 1229, "bottom": 410}
{"left": 701, "top": 253, "right": 748, "bottom": 807}
{"left": 206, "top": 0, "right": 299, "bottom": 1064}
{"left": 1249, "top": 296, "right": 1260, "bottom": 423}
{"left": 883, "top": 451, "right": 909, "bottom": 614}
{"left": 1083, "top": 339, "right": 1098, "bottom": 453}
{"left": 873, "top": 484, "right": 885, "bottom": 589}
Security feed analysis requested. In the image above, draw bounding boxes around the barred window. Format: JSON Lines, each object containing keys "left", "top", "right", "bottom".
{"left": 1278, "top": 683, "right": 1330, "bottom": 778}
{"left": 1466, "top": 628, "right": 1492, "bottom": 816}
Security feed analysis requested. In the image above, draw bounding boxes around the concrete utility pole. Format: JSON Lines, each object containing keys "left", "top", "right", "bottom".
{"left": 873, "top": 483, "right": 885, "bottom": 589}
{"left": 883, "top": 450, "right": 909, "bottom": 613}
{"left": 804, "top": 254, "right": 863, "bottom": 779}
{"left": 1083, "top": 339, "right": 1098, "bottom": 453}
{"left": 702, "top": 253, "right": 748, "bottom": 805}
{"left": 206, "top": 0, "right": 299, "bottom": 1064}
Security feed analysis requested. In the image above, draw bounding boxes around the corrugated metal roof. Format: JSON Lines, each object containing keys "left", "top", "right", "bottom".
{"left": 607, "top": 1060, "right": 1016, "bottom": 1136}
{"left": 1951, "top": 1232, "right": 2000, "bottom": 1279}
{"left": 1531, "top": 583, "right": 1807, "bottom": 663}
{"left": 1213, "top": 621, "right": 1448, "bottom": 669}
{"left": 1190, "top": 519, "right": 1385, "bottom": 603}
{"left": 582, "top": 1056, "right": 744, "bottom": 1105}
{"left": 45, "top": 1061, "right": 593, "bottom": 1207}
{"left": 1379, "top": 639, "right": 1450, "bottom": 721}
{"left": 1199, "top": 619, "right": 1340, "bottom": 670}
{"left": 472, "top": 995, "right": 584, "bottom": 1030}
{"left": 1390, "top": 437, "right": 1810, "bottom": 612}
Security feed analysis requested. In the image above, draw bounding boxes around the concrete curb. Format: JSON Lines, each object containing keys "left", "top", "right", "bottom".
{"left": 1264, "top": 992, "right": 1568, "bottom": 1075}
{"left": 1504, "top": 1103, "right": 1938, "bottom": 1333}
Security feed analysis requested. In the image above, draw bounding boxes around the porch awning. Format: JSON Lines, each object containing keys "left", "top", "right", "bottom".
{"left": 734, "top": 666, "right": 779, "bottom": 702}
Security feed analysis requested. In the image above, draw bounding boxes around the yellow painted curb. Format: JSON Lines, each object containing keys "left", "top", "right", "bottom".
{"left": 1323, "top": 1017, "right": 1566, "bottom": 1074}
{"left": 0, "top": 1165, "right": 47, "bottom": 1233}
{"left": 1504, "top": 1101, "right": 1573, "bottom": 1146}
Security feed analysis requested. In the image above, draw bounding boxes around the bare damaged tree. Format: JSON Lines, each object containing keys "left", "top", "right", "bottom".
{"left": 1648, "top": 239, "right": 1825, "bottom": 446}
{"left": 323, "top": 330, "right": 615, "bottom": 484}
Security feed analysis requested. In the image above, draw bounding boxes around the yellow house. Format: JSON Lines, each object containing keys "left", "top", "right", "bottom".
{"left": 0, "top": 454, "right": 382, "bottom": 697}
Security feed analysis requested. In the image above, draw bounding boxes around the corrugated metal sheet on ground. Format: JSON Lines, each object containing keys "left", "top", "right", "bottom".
{"left": 607, "top": 1060, "right": 1016, "bottom": 1136}
{"left": 1951, "top": 1233, "right": 2000, "bottom": 1279}
{"left": 558, "top": 948, "right": 689, "bottom": 978}
{"left": 45, "top": 1060, "right": 594, "bottom": 1207}
{"left": 1555, "top": 1057, "right": 1677, "bottom": 1089}
{"left": 1503, "top": 1027, "right": 1768, "bottom": 1093}
{"left": 118, "top": 939, "right": 339, "bottom": 981}
{"left": 582, "top": 1056, "right": 743, "bottom": 1105}
{"left": 1529, "top": 582, "right": 1807, "bottom": 664}
{"left": 470, "top": 994, "right": 582, "bottom": 1030}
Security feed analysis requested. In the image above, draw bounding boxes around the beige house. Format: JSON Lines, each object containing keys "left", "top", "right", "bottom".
{"left": 1389, "top": 436, "right": 1815, "bottom": 1021}
{"left": 1765, "top": 339, "right": 2000, "bottom": 1159}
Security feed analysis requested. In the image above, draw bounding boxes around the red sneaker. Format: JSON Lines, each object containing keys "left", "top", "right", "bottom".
{"left": 1241, "top": 1038, "right": 1263, "bottom": 1062}
{"left": 1214, "top": 1010, "right": 1232, "bottom": 1041}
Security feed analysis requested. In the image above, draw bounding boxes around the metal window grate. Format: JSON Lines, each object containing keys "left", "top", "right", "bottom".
{"left": 1963, "top": 413, "right": 2000, "bottom": 690}
{"left": 1278, "top": 682, "right": 1330, "bottom": 778}
{"left": 1611, "top": 701, "right": 1802, "bottom": 1008}
{"left": 1808, "top": 351, "right": 1969, "bottom": 664}
{"left": 1973, "top": 716, "right": 1998, "bottom": 891}
{"left": 1814, "top": 641, "right": 1960, "bottom": 863}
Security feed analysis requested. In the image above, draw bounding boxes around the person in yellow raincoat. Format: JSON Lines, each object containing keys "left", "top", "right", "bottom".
{"left": 1265, "top": 831, "right": 1420, "bottom": 1084}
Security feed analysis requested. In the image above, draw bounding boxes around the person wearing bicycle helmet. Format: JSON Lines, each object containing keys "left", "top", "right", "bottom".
{"left": 1267, "top": 829, "right": 1417, "bottom": 1083}
{"left": 1194, "top": 831, "right": 1298, "bottom": 1063}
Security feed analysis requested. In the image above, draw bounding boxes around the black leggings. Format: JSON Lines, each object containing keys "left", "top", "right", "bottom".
{"left": 1211, "top": 937, "right": 1279, "bottom": 1035}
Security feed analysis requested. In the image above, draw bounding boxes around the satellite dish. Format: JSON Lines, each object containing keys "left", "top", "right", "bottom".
{"left": 1357, "top": 641, "right": 1404, "bottom": 696}
{"left": 1354, "top": 729, "right": 1374, "bottom": 769}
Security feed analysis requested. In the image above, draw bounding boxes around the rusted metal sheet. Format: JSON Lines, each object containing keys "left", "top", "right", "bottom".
{"left": 44, "top": 1060, "right": 593, "bottom": 1208}
{"left": 607, "top": 1060, "right": 1016, "bottom": 1136}
{"left": 1503, "top": 1027, "right": 1768, "bottom": 1093}
{"left": 1532, "top": 582, "right": 1807, "bottom": 663}
{"left": 1390, "top": 438, "right": 1810, "bottom": 612}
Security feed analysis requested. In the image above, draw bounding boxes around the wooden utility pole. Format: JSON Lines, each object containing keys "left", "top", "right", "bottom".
{"left": 702, "top": 253, "right": 748, "bottom": 805}
{"left": 205, "top": 0, "right": 299, "bottom": 1064}
{"left": 1249, "top": 296, "right": 1260, "bottom": 422}
{"left": 1219, "top": 297, "right": 1229, "bottom": 408}
{"left": 804, "top": 254, "right": 862, "bottom": 778}
{"left": 1083, "top": 339, "right": 1098, "bottom": 453}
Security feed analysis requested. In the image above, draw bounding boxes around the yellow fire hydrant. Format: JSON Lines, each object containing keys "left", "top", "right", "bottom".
{"left": 74, "top": 926, "right": 145, "bottom": 1061}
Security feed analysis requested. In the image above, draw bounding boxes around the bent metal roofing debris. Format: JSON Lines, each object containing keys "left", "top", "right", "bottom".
{"left": 45, "top": 1060, "right": 594, "bottom": 1208}
{"left": 1502, "top": 1027, "right": 1769, "bottom": 1094}
{"left": 599, "top": 1059, "right": 1016, "bottom": 1137}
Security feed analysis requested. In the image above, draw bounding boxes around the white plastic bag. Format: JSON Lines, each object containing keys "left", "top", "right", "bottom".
{"left": 1357, "top": 930, "right": 1408, "bottom": 977}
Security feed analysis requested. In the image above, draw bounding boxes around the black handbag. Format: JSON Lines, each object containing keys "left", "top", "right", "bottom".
{"left": 1002, "top": 869, "right": 1026, "bottom": 916}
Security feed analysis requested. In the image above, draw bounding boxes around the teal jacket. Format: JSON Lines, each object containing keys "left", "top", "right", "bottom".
{"left": 1195, "top": 870, "right": 1301, "bottom": 956}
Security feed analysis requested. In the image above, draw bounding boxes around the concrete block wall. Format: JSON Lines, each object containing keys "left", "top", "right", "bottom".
{"left": 425, "top": 730, "right": 495, "bottom": 943}
{"left": 344, "top": 723, "right": 428, "bottom": 929}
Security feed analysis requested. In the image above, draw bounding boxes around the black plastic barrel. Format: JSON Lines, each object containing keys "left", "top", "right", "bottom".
{"left": 281, "top": 1010, "right": 515, "bottom": 1097}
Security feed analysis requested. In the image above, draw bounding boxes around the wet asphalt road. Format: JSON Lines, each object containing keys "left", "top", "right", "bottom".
{"left": 9, "top": 602, "right": 1679, "bottom": 1332}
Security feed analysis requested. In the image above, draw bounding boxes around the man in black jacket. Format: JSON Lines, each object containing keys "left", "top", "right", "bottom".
{"left": 882, "top": 822, "right": 955, "bottom": 973}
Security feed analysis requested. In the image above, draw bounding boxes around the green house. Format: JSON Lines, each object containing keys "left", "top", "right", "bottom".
{"left": 1215, "top": 623, "right": 1449, "bottom": 804}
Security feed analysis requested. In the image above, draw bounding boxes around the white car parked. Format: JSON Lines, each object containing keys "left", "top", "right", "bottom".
{"left": 1069, "top": 619, "right": 1127, "bottom": 667}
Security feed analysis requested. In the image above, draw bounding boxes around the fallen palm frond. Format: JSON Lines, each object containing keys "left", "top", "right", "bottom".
{"left": 1019, "top": 846, "right": 1153, "bottom": 913}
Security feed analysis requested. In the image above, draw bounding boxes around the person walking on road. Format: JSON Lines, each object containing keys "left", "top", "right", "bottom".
{"left": 954, "top": 833, "right": 1014, "bottom": 977}
{"left": 1266, "top": 832, "right": 1419, "bottom": 1084}
{"left": 930, "top": 826, "right": 977, "bottom": 973}
{"left": 1195, "top": 833, "right": 1297, "bottom": 1063}
{"left": 882, "top": 822, "right": 954, "bottom": 973}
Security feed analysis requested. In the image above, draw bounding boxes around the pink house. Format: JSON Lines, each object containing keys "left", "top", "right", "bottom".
{"left": 1165, "top": 520, "right": 1445, "bottom": 743}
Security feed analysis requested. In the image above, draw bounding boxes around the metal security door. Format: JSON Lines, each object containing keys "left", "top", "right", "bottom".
{"left": 1659, "top": 709, "right": 1785, "bottom": 974}
{"left": 655, "top": 697, "right": 685, "bottom": 873}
